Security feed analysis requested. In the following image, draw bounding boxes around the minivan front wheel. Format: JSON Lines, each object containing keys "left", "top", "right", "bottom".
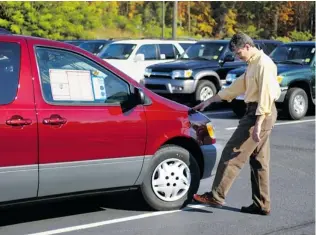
{"left": 140, "top": 145, "right": 200, "bottom": 211}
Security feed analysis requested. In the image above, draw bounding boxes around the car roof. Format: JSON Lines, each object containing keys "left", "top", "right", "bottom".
{"left": 283, "top": 41, "right": 315, "bottom": 46}
{"left": 196, "top": 39, "right": 282, "bottom": 44}
{"left": 110, "top": 39, "right": 183, "bottom": 44}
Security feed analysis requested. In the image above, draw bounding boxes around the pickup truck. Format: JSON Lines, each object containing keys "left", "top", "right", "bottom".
{"left": 143, "top": 39, "right": 282, "bottom": 104}
{"left": 224, "top": 41, "right": 315, "bottom": 120}
{"left": 0, "top": 34, "right": 221, "bottom": 211}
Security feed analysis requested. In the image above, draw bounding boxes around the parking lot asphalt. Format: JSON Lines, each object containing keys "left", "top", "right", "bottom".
{"left": 0, "top": 107, "right": 315, "bottom": 235}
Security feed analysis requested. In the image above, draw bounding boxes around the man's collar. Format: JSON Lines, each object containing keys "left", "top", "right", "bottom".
{"left": 247, "top": 50, "right": 262, "bottom": 64}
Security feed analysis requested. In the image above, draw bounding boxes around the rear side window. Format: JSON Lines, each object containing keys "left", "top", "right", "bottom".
{"left": 0, "top": 42, "right": 20, "bottom": 105}
{"left": 35, "top": 47, "right": 130, "bottom": 105}
{"left": 158, "top": 44, "right": 177, "bottom": 59}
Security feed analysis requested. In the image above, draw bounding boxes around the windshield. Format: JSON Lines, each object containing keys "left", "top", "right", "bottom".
{"left": 179, "top": 43, "right": 227, "bottom": 61}
{"left": 98, "top": 43, "right": 136, "bottom": 59}
{"left": 80, "top": 42, "right": 108, "bottom": 54}
{"left": 270, "top": 45, "right": 315, "bottom": 65}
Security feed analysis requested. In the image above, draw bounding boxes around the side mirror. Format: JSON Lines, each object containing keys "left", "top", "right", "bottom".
{"left": 135, "top": 87, "right": 145, "bottom": 105}
{"left": 135, "top": 54, "right": 145, "bottom": 62}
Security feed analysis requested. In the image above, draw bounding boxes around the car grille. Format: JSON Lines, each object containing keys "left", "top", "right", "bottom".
{"left": 147, "top": 71, "right": 172, "bottom": 79}
{"left": 145, "top": 84, "right": 167, "bottom": 90}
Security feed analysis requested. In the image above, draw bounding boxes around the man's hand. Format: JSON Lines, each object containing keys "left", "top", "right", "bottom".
{"left": 192, "top": 94, "right": 222, "bottom": 112}
{"left": 252, "top": 124, "right": 261, "bottom": 142}
{"left": 192, "top": 100, "right": 211, "bottom": 112}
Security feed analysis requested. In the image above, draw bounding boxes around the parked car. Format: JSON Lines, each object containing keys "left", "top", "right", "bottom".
{"left": 0, "top": 34, "right": 221, "bottom": 211}
{"left": 61, "top": 39, "right": 112, "bottom": 55}
{"left": 97, "top": 39, "right": 192, "bottom": 83}
{"left": 78, "top": 40, "right": 113, "bottom": 55}
{"left": 143, "top": 39, "right": 282, "bottom": 104}
{"left": 224, "top": 41, "right": 315, "bottom": 120}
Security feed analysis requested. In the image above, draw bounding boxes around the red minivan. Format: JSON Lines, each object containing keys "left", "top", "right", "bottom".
{"left": 0, "top": 35, "right": 221, "bottom": 211}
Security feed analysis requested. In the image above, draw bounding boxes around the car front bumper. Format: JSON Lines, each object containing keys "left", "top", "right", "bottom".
{"left": 144, "top": 78, "right": 197, "bottom": 94}
{"left": 200, "top": 143, "right": 223, "bottom": 179}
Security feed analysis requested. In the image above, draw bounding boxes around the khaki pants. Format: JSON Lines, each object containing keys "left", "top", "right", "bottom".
{"left": 211, "top": 102, "right": 277, "bottom": 211}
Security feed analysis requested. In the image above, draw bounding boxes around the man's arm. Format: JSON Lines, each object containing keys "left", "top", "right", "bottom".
{"left": 193, "top": 73, "right": 246, "bottom": 111}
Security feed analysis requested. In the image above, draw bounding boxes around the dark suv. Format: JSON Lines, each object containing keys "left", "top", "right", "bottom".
{"left": 143, "top": 39, "right": 282, "bottom": 104}
{"left": 225, "top": 41, "right": 315, "bottom": 120}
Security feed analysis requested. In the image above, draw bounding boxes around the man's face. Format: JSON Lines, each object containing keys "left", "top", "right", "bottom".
{"left": 233, "top": 44, "right": 251, "bottom": 61}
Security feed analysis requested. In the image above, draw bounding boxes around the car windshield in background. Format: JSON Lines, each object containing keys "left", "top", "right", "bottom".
{"left": 270, "top": 45, "right": 315, "bottom": 65}
{"left": 79, "top": 42, "right": 109, "bottom": 54}
{"left": 179, "top": 43, "right": 226, "bottom": 61}
{"left": 98, "top": 43, "right": 136, "bottom": 59}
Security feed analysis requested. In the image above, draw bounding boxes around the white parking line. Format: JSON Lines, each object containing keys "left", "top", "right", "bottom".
{"left": 225, "top": 119, "right": 315, "bottom": 130}
{"left": 27, "top": 204, "right": 207, "bottom": 235}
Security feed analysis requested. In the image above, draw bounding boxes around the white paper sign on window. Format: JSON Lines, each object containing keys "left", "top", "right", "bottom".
{"left": 92, "top": 76, "right": 107, "bottom": 100}
{"left": 49, "top": 69, "right": 94, "bottom": 101}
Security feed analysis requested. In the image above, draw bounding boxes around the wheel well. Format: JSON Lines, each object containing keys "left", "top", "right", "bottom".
{"left": 162, "top": 137, "right": 204, "bottom": 179}
{"left": 288, "top": 81, "right": 311, "bottom": 99}
{"left": 199, "top": 76, "right": 221, "bottom": 92}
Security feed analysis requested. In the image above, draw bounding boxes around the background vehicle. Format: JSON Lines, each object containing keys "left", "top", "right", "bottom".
{"left": 97, "top": 39, "right": 190, "bottom": 83}
{"left": 225, "top": 41, "right": 315, "bottom": 120}
{"left": 62, "top": 39, "right": 112, "bottom": 54}
{"left": 0, "top": 34, "right": 221, "bottom": 211}
{"left": 143, "top": 39, "right": 282, "bottom": 104}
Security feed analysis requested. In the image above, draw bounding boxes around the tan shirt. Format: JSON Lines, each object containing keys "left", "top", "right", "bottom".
{"left": 218, "top": 50, "right": 281, "bottom": 115}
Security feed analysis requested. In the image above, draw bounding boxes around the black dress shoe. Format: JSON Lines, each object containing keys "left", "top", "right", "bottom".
{"left": 240, "top": 203, "right": 270, "bottom": 215}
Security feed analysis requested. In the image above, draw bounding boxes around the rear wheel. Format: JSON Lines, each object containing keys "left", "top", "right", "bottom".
{"left": 283, "top": 87, "right": 308, "bottom": 120}
{"left": 140, "top": 145, "right": 200, "bottom": 211}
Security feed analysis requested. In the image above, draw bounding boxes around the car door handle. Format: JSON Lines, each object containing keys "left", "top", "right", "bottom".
{"left": 43, "top": 115, "right": 67, "bottom": 125}
{"left": 6, "top": 115, "right": 32, "bottom": 126}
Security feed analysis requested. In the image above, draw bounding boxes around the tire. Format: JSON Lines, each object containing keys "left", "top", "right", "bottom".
{"left": 231, "top": 99, "right": 246, "bottom": 118}
{"left": 283, "top": 87, "right": 308, "bottom": 120}
{"left": 194, "top": 80, "right": 217, "bottom": 103}
{"left": 140, "top": 145, "right": 200, "bottom": 211}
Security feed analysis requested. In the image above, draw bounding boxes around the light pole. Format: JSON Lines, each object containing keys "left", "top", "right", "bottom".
{"left": 162, "top": 1, "right": 165, "bottom": 39}
{"left": 172, "top": 1, "right": 177, "bottom": 39}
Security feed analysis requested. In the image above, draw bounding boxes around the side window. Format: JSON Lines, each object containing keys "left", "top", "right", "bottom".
{"left": 0, "top": 42, "right": 20, "bottom": 105}
{"left": 136, "top": 44, "right": 158, "bottom": 60}
{"left": 264, "top": 43, "right": 278, "bottom": 55}
{"left": 35, "top": 47, "right": 130, "bottom": 105}
{"left": 158, "top": 44, "right": 176, "bottom": 59}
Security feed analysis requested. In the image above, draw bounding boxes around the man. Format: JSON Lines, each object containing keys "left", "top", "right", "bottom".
{"left": 193, "top": 32, "right": 281, "bottom": 215}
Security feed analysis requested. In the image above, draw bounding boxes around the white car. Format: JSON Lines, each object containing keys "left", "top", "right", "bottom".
{"left": 97, "top": 39, "right": 195, "bottom": 83}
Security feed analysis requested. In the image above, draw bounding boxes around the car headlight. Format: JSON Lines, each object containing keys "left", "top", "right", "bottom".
{"left": 171, "top": 70, "right": 193, "bottom": 79}
{"left": 277, "top": 75, "right": 283, "bottom": 84}
{"left": 225, "top": 73, "right": 237, "bottom": 82}
{"left": 144, "top": 68, "right": 152, "bottom": 77}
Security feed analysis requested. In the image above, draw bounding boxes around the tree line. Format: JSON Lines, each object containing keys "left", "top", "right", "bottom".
{"left": 0, "top": 1, "right": 314, "bottom": 42}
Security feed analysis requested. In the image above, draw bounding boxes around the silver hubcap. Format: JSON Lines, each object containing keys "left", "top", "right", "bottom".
{"left": 293, "top": 95, "right": 306, "bottom": 115}
{"left": 152, "top": 158, "right": 191, "bottom": 202}
{"left": 200, "top": 86, "right": 213, "bottom": 101}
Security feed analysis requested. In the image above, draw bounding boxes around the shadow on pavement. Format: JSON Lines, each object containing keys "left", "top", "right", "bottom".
{"left": 0, "top": 190, "right": 151, "bottom": 227}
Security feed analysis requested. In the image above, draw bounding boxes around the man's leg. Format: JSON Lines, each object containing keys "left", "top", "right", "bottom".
{"left": 194, "top": 113, "right": 259, "bottom": 204}
{"left": 249, "top": 132, "right": 271, "bottom": 212}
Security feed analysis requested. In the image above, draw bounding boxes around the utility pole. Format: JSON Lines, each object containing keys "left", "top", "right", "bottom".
{"left": 162, "top": 1, "right": 165, "bottom": 39}
{"left": 188, "top": 1, "right": 191, "bottom": 36}
{"left": 172, "top": 1, "right": 177, "bottom": 39}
